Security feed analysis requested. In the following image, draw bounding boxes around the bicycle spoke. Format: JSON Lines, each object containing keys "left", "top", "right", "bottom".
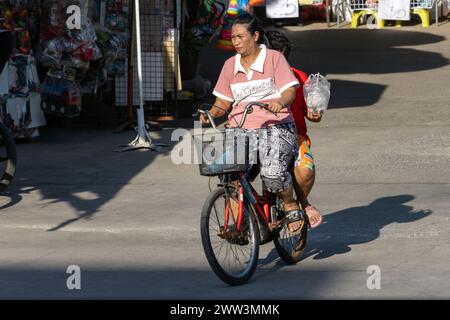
{"left": 212, "top": 200, "right": 223, "bottom": 229}
{"left": 236, "top": 245, "right": 249, "bottom": 264}
{"left": 236, "top": 243, "right": 251, "bottom": 257}
{"left": 213, "top": 235, "right": 227, "bottom": 257}
{"left": 225, "top": 244, "right": 231, "bottom": 272}
{"left": 230, "top": 244, "right": 243, "bottom": 267}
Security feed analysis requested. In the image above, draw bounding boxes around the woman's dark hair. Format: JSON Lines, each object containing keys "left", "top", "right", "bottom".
{"left": 264, "top": 30, "right": 291, "bottom": 59}
{"left": 232, "top": 13, "right": 265, "bottom": 44}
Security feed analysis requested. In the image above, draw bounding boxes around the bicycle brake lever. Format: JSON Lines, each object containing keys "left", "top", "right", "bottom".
{"left": 192, "top": 109, "right": 206, "bottom": 117}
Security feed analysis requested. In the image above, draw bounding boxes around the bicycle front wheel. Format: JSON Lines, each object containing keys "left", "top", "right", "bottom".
{"left": 0, "top": 122, "right": 16, "bottom": 192}
{"left": 200, "top": 186, "right": 260, "bottom": 286}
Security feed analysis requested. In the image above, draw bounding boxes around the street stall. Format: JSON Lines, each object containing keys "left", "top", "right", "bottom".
{"left": 0, "top": 0, "right": 180, "bottom": 139}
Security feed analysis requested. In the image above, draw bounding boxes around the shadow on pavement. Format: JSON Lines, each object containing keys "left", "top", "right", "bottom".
{"left": 0, "top": 267, "right": 337, "bottom": 299}
{"left": 303, "top": 194, "right": 432, "bottom": 260}
{"left": 327, "top": 80, "right": 387, "bottom": 109}
{"left": 0, "top": 190, "right": 24, "bottom": 210}
{"left": 6, "top": 127, "right": 177, "bottom": 231}
{"left": 260, "top": 194, "right": 432, "bottom": 266}
{"left": 284, "top": 28, "right": 448, "bottom": 74}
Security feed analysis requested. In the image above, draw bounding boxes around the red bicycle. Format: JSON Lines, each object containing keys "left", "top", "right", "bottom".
{"left": 194, "top": 102, "right": 308, "bottom": 285}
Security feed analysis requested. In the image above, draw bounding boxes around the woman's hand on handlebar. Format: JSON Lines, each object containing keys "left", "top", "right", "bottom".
{"left": 266, "top": 101, "right": 285, "bottom": 114}
{"left": 199, "top": 112, "right": 210, "bottom": 125}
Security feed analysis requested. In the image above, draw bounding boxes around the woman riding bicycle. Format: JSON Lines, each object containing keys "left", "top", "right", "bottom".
{"left": 199, "top": 13, "right": 304, "bottom": 234}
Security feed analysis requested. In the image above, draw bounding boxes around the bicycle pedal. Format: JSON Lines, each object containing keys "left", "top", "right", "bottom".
{"left": 217, "top": 226, "right": 249, "bottom": 245}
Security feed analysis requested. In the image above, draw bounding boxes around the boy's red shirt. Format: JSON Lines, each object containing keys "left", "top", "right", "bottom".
{"left": 290, "top": 67, "right": 309, "bottom": 138}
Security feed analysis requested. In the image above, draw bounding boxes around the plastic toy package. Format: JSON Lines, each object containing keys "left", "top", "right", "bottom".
{"left": 101, "top": 0, "right": 129, "bottom": 76}
{"left": 104, "top": 0, "right": 129, "bottom": 31}
{"left": 40, "top": 75, "right": 82, "bottom": 118}
{"left": 39, "top": 37, "right": 64, "bottom": 66}
{"left": 303, "top": 73, "right": 331, "bottom": 114}
{"left": 95, "top": 25, "right": 127, "bottom": 75}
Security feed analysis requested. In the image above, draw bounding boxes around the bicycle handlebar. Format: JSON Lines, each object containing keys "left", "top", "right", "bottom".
{"left": 192, "top": 101, "right": 279, "bottom": 131}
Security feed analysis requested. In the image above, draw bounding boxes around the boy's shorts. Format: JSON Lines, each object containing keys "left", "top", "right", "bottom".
{"left": 294, "top": 135, "right": 315, "bottom": 172}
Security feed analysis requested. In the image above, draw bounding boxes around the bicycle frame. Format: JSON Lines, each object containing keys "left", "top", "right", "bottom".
{"left": 196, "top": 101, "right": 280, "bottom": 234}
{"left": 224, "top": 172, "right": 272, "bottom": 233}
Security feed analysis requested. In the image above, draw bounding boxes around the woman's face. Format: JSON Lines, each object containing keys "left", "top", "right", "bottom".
{"left": 231, "top": 24, "right": 259, "bottom": 56}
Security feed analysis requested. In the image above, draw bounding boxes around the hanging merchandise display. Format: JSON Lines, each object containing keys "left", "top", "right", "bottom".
{"left": 0, "top": 0, "right": 46, "bottom": 139}
{"left": 38, "top": 0, "right": 94, "bottom": 118}
{"left": 0, "top": 0, "right": 132, "bottom": 136}
{"left": 100, "top": 0, "right": 128, "bottom": 77}
{"left": 191, "top": 0, "right": 227, "bottom": 40}
{"left": 37, "top": 0, "right": 128, "bottom": 118}
{"left": 217, "top": 0, "right": 241, "bottom": 51}
{"left": 78, "top": 0, "right": 129, "bottom": 94}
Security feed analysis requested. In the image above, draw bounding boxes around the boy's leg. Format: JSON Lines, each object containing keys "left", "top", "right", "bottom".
{"left": 293, "top": 165, "right": 315, "bottom": 207}
{"left": 293, "top": 137, "right": 322, "bottom": 228}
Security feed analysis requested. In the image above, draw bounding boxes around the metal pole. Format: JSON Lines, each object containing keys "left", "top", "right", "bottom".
{"left": 337, "top": 0, "right": 341, "bottom": 27}
{"left": 135, "top": 0, "right": 145, "bottom": 143}
{"left": 114, "top": 0, "right": 168, "bottom": 152}
{"left": 435, "top": 0, "right": 440, "bottom": 26}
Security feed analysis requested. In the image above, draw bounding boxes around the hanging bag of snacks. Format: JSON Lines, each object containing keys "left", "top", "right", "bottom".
{"left": 303, "top": 73, "right": 331, "bottom": 114}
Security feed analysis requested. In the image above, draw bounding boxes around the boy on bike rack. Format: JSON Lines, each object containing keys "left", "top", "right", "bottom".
{"left": 265, "top": 30, "right": 323, "bottom": 229}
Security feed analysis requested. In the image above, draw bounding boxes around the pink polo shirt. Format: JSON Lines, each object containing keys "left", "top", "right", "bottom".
{"left": 213, "top": 44, "right": 299, "bottom": 129}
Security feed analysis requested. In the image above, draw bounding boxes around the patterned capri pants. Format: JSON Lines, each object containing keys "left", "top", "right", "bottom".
{"left": 244, "top": 122, "right": 299, "bottom": 193}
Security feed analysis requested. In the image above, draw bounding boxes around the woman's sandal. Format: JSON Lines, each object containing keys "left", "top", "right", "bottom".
{"left": 285, "top": 209, "right": 306, "bottom": 235}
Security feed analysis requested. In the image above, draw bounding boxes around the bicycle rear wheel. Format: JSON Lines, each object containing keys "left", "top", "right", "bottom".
{"left": 272, "top": 198, "right": 308, "bottom": 264}
{"left": 0, "top": 122, "right": 17, "bottom": 193}
{"left": 200, "top": 185, "right": 260, "bottom": 286}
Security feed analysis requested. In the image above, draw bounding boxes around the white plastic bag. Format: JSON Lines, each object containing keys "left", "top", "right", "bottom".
{"left": 303, "top": 73, "right": 331, "bottom": 114}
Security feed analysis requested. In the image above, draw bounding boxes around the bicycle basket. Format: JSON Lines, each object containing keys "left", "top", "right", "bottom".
{"left": 194, "top": 128, "right": 251, "bottom": 176}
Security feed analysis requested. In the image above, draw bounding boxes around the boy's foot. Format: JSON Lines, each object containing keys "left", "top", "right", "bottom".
{"left": 304, "top": 205, "right": 322, "bottom": 228}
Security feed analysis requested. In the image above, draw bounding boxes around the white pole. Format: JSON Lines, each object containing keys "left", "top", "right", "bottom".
{"left": 114, "top": 0, "right": 167, "bottom": 152}
{"left": 134, "top": 0, "right": 146, "bottom": 144}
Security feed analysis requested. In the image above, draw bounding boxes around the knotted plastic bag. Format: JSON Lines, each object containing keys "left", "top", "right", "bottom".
{"left": 303, "top": 73, "right": 331, "bottom": 114}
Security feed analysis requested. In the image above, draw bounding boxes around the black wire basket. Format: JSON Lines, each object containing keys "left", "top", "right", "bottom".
{"left": 194, "top": 128, "right": 251, "bottom": 176}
